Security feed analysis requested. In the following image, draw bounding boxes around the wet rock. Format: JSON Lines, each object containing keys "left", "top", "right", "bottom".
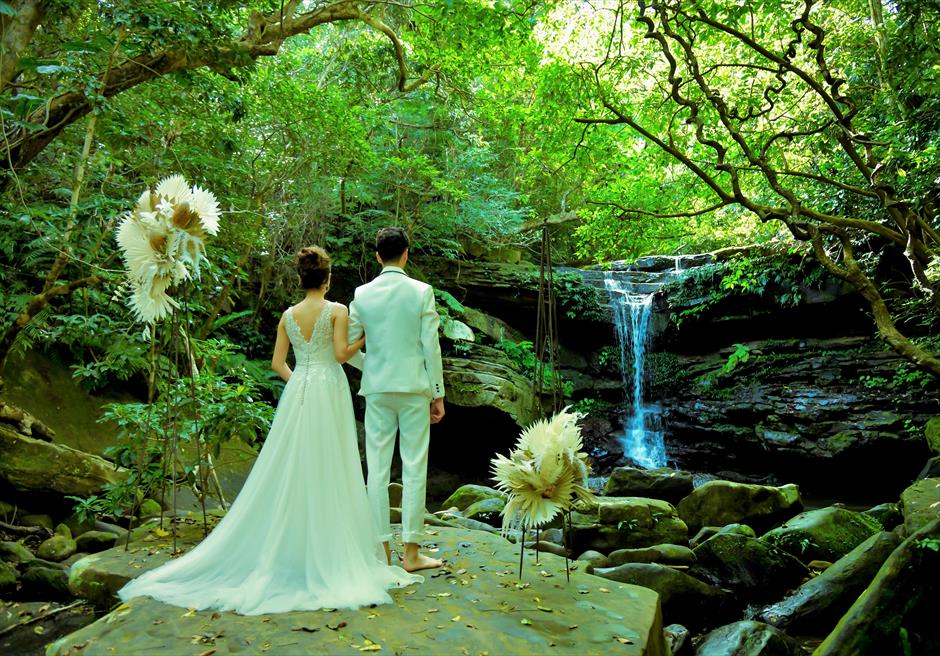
{"left": 899, "top": 477, "right": 940, "bottom": 535}
{"left": 607, "top": 544, "right": 696, "bottom": 567}
{"left": 37, "top": 535, "right": 77, "bottom": 562}
{"left": 441, "top": 484, "right": 507, "bottom": 512}
{"left": 0, "top": 423, "right": 126, "bottom": 497}
{"left": 0, "top": 560, "right": 17, "bottom": 594}
{"left": 663, "top": 623, "right": 689, "bottom": 655}
{"left": 691, "top": 533, "right": 806, "bottom": 601}
{"left": 62, "top": 512, "right": 97, "bottom": 538}
{"left": 592, "top": 562, "right": 728, "bottom": 628}
{"left": 54, "top": 524, "right": 72, "bottom": 539}
{"left": 524, "top": 541, "right": 568, "bottom": 558}
{"left": 676, "top": 481, "right": 802, "bottom": 534}
{"left": 75, "top": 531, "right": 119, "bottom": 553}
{"left": 604, "top": 466, "right": 694, "bottom": 504}
{"left": 463, "top": 497, "right": 505, "bottom": 524}
{"left": 758, "top": 531, "right": 901, "bottom": 633}
{"left": 696, "top": 620, "right": 797, "bottom": 656}
{"left": 21, "top": 514, "right": 53, "bottom": 531}
{"left": 692, "top": 523, "right": 758, "bottom": 548}
{"left": 20, "top": 561, "right": 70, "bottom": 601}
{"left": 576, "top": 550, "right": 609, "bottom": 569}
{"left": 569, "top": 497, "right": 688, "bottom": 552}
{"left": 762, "top": 506, "right": 882, "bottom": 562}
{"left": 0, "top": 540, "right": 35, "bottom": 565}
{"left": 815, "top": 518, "right": 940, "bottom": 655}
{"left": 861, "top": 502, "right": 902, "bottom": 531}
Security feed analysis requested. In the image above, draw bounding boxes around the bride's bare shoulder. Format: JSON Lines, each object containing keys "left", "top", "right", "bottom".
{"left": 331, "top": 302, "right": 348, "bottom": 317}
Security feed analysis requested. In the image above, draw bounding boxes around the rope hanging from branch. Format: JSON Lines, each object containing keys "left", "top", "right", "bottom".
{"left": 534, "top": 223, "right": 564, "bottom": 416}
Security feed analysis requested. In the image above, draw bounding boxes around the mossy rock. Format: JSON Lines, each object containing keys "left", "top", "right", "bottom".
{"left": 76, "top": 530, "right": 119, "bottom": 553}
{"left": 607, "top": 544, "right": 696, "bottom": 567}
{"left": 696, "top": 620, "right": 798, "bottom": 656}
{"left": 758, "top": 531, "right": 901, "bottom": 633}
{"left": 676, "top": 482, "right": 802, "bottom": 534}
{"left": 719, "top": 523, "right": 756, "bottom": 538}
{"left": 570, "top": 497, "right": 688, "bottom": 552}
{"left": 0, "top": 560, "right": 17, "bottom": 594}
{"left": 440, "top": 484, "right": 507, "bottom": 512}
{"left": 21, "top": 513, "right": 54, "bottom": 531}
{"left": 691, "top": 533, "right": 807, "bottom": 601}
{"left": 20, "top": 561, "right": 70, "bottom": 601}
{"left": 604, "top": 467, "right": 694, "bottom": 504}
{"left": 899, "top": 477, "right": 940, "bottom": 535}
{"left": 926, "top": 417, "right": 940, "bottom": 455}
{"left": 815, "top": 518, "right": 940, "bottom": 655}
{"left": 592, "top": 562, "right": 728, "bottom": 629}
{"left": 138, "top": 499, "right": 162, "bottom": 518}
{"left": 463, "top": 497, "right": 505, "bottom": 524}
{"left": 762, "top": 506, "right": 881, "bottom": 563}
{"left": 55, "top": 523, "right": 72, "bottom": 539}
{"left": 0, "top": 540, "right": 35, "bottom": 565}
{"left": 62, "top": 511, "right": 97, "bottom": 538}
{"left": 37, "top": 535, "right": 78, "bottom": 562}
{"left": 862, "top": 502, "right": 902, "bottom": 531}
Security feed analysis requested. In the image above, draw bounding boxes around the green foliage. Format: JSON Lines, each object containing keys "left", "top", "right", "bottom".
{"left": 495, "top": 339, "right": 573, "bottom": 397}
{"left": 570, "top": 397, "right": 616, "bottom": 416}
{"left": 552, "top": 272, "right": 608, "bottom": 321}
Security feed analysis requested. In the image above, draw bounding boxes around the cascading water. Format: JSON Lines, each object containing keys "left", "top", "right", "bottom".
{"left": 604, "top": 274, "right": 668, "bottom": 469}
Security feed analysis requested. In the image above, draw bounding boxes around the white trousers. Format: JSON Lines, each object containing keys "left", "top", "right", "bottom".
{"left": 364, "top": 393, "right": 430, "bottom": 544}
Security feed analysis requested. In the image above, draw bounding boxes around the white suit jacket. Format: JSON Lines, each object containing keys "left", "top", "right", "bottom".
{"left": 348, "top": 266, "right": 445, "bottom": 400}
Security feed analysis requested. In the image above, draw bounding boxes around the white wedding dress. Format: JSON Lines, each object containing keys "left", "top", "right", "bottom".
{"left": 118, "top": 302, "right": 422, "bottom": 615}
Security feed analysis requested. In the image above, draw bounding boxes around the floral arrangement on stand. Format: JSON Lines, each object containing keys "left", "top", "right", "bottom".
{"left": 113, "top": 174, "right": 222, "bottom": 549}
{"left": 491, "top": 407, "right": 595, "bottom": 580}
{"left": 116, "top": 174, "right": 220, "bottom": 323}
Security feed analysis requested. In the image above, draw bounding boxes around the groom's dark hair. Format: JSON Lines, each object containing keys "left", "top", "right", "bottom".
{"left": 376, "top": 227, "right": 409, "bottom": 263}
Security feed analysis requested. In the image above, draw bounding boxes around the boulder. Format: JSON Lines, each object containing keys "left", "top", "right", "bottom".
{"left": 37, "top": 535, "right": 77, "bottom": 562}
{"left": 575, "top": 550, "right": 609, "bottom": 569}
{"left": 55, "top": 523, "right": 72, "bottom": 538}
{"left": 815, "top": 518, "right": 940, "bottom": 655}
{"left": 0, "top": 540, "right": 35, "bottom": 564}
{"left": 899, "top": 477, "right": 940, "bottom": 535}
{"left": 696, "top": 620, "right": 797, "bottom": 656}
{"left": 676, "top": 482, "right": 801, "bottom": 534}
{"left": 916, "top": 456, "right": 940, "bottom": 480}
{"left": 0, "top": 423, "right": 126, "bottom": 497}
{"left": 441, "top": 484, "right": 507, "bottom": 512}
{"left": 524, "top": 541, "right": 568, "bottom": 558}
{"left": 138, "top": 499, "right": 162, "bottom": 518}
{"left": 569, "top": 497, "right": 688, "bottom": 552}
{"left": 21, "top": 513, "right": 53, "bottom": 531}
{"left": 443, "top": 350, "right": 539, "bottom": 428}
{"left": 691, "top": 533, "right": 807, "bottom": 601}
{"left": 464, "top": 497, "right": 505, "bottom": 524}
{"left": 761, "top": 506, "right": 881, "bottom": 562}
{"left": 663, "top": 623, "right": 689, "bottom": 655}
{"left": 926, "top": 417, "right": 940, "bottom": 455}
{"left": 607, "top": 544, "right": 696, "bottom": 567}
{"left": 19, "top": 561, "right": 71, "bottom": 600}
{"left": 758, "top": 530, "right": 901, "bottom": 633}
{"left": 592, "top": 562, "right": 728, "bottom": 628}
{"left": 0, "top": 559, "right": 17, "bottom": 594}
{"left": 692, "top": 523, "right": 758, "bottom": 548}
{"left": 76, "top": 530, "right": 119, "bottom": 553}
{"left": 604, "top": 467, "right": 694, "bottom": 504}
{"left": 62, "top": 511, "right": 97, "bottom": 538}
{"left": 862, "top": 502, "right": 902, "bottom": 531}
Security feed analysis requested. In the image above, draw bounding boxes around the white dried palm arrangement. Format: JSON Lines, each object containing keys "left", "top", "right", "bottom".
{"left": 116, "top": 175, "right": 221, "bottom": 323}
{"left": 491, "top": 407, "right": 594, "bottom": 533}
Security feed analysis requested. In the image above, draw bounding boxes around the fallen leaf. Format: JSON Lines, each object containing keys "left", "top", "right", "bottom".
{"left": 367, "top": 613, "right": 378, "bottom": 619}
{"left": 152, "top": 619, "right": 164, "bottom": 625}
{"left": 33, "top": 626, "right": 45, "bottom": 635}
{"left": 427, "top": 609, "right": 439, "bottom": 613}
{"left": 450, "top": 615, "right": 461, "bottom": 622}
{"left": 152, "top": 528, "right": 170, "bottom": 538}
{"left": 260, "top": 642, "right": 272, "bottom": 652}
{"left": 292, "top": 626, "right": 320, "bottom": 633}
{"left": 436, "top": 592, "right": 452, "bottom": 598}
{"left": 568, "top": 625, "right": 579, "bottom": 630}
{"left": 520, "top": 618, "right": 532, "bottom": 626}
{"left": 210, "top": 612, "right": 221, "bottom": 621}
{"left": 614, "top": 636, "right": 634, "bottom": 645}
{"left": 327, "top": 621, "right": 347, "bottom": 631}
{"left": 404, "top": 589, "right": 416, "bottom": 595}
{"left": 537, "top": 606, "right": 553, "bottom": 613}
{"left": 539, "top": 571, "right": 554, "bottom": 578}
{"left": 599, "top": 587, "right": 610, "bottom": 593}
{"left": 196, "top": 650, "right": 216, "bottom": 656}
{"left": 360, "top": 645, "right": 381, "bottom": 652}
{"left": 456, "top": 568, "right": 467, "bottom": 575}
{"left": 182, "top": 608, "right": 197, "bottom": 618}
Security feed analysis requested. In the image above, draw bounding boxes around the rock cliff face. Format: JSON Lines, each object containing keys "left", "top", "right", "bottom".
{"left": 427, "top": 252, "right": 938, "bottom": 498}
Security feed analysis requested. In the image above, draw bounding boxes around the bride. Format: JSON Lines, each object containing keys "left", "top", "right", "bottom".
{"left": 118, "top": 246, "right": 422, "bottom": 615}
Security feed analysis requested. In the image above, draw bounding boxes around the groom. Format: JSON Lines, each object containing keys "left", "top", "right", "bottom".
{"left": 348, "top": 227, "right": 445, "bottom": 572}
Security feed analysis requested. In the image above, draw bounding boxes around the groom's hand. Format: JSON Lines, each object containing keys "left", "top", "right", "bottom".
{"left": 430, "top": 398, "right": 445, "bottom": 424}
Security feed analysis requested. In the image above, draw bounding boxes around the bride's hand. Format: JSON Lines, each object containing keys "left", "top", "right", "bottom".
{"left": 353, "top": 335, "right": 365, "bottom": 351}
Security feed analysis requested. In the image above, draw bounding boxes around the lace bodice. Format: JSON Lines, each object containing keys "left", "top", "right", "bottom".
{"left": 286, "top": 302, "right": 337, "bottom": 368}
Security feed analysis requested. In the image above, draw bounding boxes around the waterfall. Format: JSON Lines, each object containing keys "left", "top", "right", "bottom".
{"left": 604, "top": 274, "right": 668, "bottom": 469}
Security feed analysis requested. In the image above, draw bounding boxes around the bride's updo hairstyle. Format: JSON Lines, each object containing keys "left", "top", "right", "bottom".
{"left": 296, "top": 246, "right": 331, "bottom": 289}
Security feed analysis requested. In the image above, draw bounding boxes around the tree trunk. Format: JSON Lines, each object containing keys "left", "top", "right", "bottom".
{"left": 0, "top": 0, "right": 47, "bottom": 91}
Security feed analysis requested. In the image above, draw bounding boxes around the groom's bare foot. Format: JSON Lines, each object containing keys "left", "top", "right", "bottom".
{"left": 402, "top": 552, "right": 443, "bottom": 572}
